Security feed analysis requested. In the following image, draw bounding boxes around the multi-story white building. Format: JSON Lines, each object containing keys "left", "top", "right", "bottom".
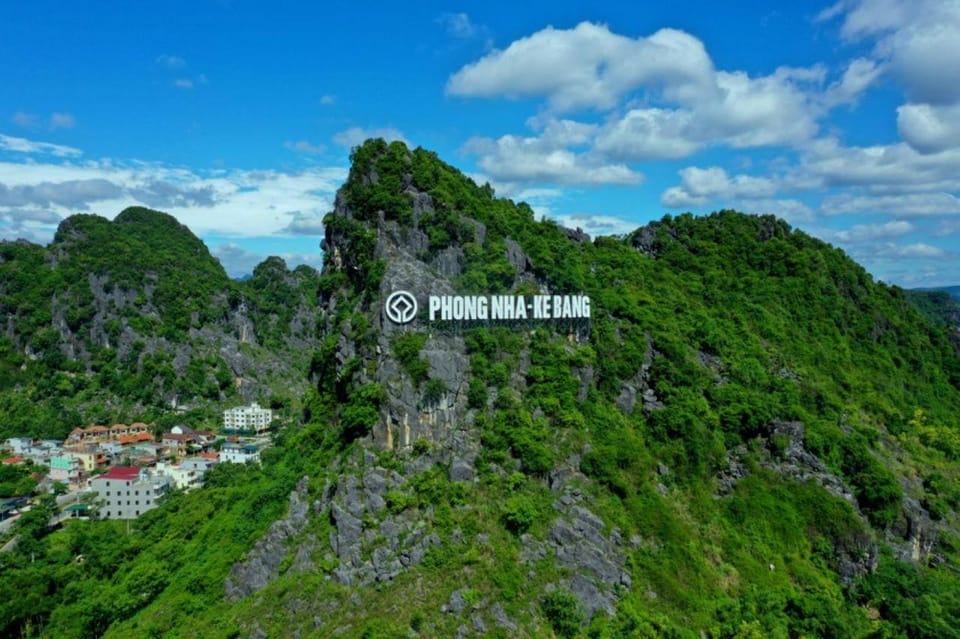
{"left": 222, "top": 402, "right": 274, "bottom": 434}
{"left": 154, "top": 457, "right": 217, "bottom": 491}
{"left": 219, "top": 442, "right": 261, "bottom": 464}
{"left": 90, "top": 467, "right": 170, "bottom": 519}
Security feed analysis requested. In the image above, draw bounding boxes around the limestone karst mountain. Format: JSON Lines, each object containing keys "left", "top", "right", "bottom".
{"left": 3, "top": 140, "right": 960, "bottom": 638}
{"left": 0, "top": 208, "right": 324, "bottom": 437}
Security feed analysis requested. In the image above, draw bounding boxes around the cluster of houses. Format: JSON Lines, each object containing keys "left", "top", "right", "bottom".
{"left": 0, "top": 403, "right": 273, "bottom": 521}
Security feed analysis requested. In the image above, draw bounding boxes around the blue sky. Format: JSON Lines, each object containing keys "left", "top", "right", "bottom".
{"left": 1, "top": 0, "right": 959, "bottom": 286}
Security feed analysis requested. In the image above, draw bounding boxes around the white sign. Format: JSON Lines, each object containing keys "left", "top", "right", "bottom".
{"left": 384, "top": 290, "right": 418, "bottom": 324}
{"left": 383, "top": 292, "right": 591, "bottom": 325}
{"left": 428, "top": 295, "right": 590, "bottom": 321}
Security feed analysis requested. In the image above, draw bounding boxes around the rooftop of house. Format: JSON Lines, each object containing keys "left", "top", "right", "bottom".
{"left": 98, "top": 466, "right": 141, "bottom": 481}
{"left": 162, "top": 433, "right": 196, "bottom": 442}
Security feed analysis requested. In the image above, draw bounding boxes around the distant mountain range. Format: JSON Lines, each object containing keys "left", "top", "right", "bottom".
{"left": 917, "top": 285, "right": 960, "bottom": 300}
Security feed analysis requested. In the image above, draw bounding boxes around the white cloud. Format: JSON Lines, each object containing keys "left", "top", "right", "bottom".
{"left": 448, "top": 23, "right": 716, "bottom": 112}
{"left": 514, "top": 187, "right": 564, "bottom": 202}
{"left": 896, "top": 102, "right": 960, "bottom": 153}
{"left": 824, "top": 57, "right": 884, "bottom": 106}
{"left": 50, "top": 113, "right": 76, "bottom": 130}
{"left": 333, "top": 126, "right": 408, "bottom": 148}
{"left": 661, "top": 166, "right": 777, "bottom": 207}
{"left": 0, "top": 134, "right": 82, "bottom": 157}
{"left": 174, "top": 79, "right": 194, "bottom": 89}
{"left": 450, "top": 22, "right": 836, "bottom": 166}
{"left": 438, "top": 12, "right": 485, "bottom": 40}
{"left": 594, "top": 109, "right": 698, "bottom": 160}
{"left": 792, "top": 137, "right": 960, "bottom": 191}
{"left": 463, "top": 134, "right": 641, "bottom": 186}
{"left": 891, "top": 242, "right": 946, "bottom": 258}
{"left": 821, "top": 191, "right": 960, "bottom": 216}
{"left": 319, "top": 94, "right": 336, "bottom": 106}
{"left": 549, "top": 212, "right": 638, "bottom": 236}
{"left": 285, "top": 140, "right": 327, "bottom": 154}
{"left": 13, "top": 112, "right": 38, "bottom": 127}
{"left": 156, "top": 54, "right": 187, "bottom": 70}
{"left": 824, "top": 0, "right": 960, "bottom": 104}
{"left": 0, "top": 178, "right": 123, "bottom": 209}
{"left": 0, "top": 151, "right": 348, "bottom": 242}
{"left": 826, "top": 220, "right": 915, "bottom": 242}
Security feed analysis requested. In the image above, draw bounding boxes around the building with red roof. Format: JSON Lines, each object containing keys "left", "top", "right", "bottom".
{"left": 90, "top": 466, "right": 170, "bottom": 519}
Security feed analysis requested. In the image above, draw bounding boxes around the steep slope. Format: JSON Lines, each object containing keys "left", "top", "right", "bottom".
{"left": 907, "top": 288, "right": 960, "bottom": 332}
{"left": 0, "top": 207, "right": 322, "bottom": 437}
{"left": 4, "top": 141, "right": 960, "bottom": 638}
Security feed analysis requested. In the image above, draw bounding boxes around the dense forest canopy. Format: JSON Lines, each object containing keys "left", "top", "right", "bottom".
{"left": 2, "top": 140, "right": 959, "bottom": 638}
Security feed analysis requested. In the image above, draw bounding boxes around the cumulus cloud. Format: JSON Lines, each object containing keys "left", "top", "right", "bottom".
{"left": 791, "top": 137, "right": 960, "bottom": 191}
{"left": 319, "top": 94, "right": 336, "bottom": 106}
{"left": 463, "top": 133, "right": 641, "bottom": 186}
{"left": 333, "top": 126, "right": 408, "bottom": 148}
{"left": 816, "top": 0, "right": 960, "bottom": 162}
{"left": 0, "top": 134, "right": 82, "bottom": 157}
{"left": 594, "top": 109, "right": 698, "bottom": 160}
{"left": 661, "top": 166, "right": 777, "bottom": 207}
{"left": 285, "top": 140, "right": 327, "bottom": 154}
{"left": 448, "top": 23, "right": 716, "bottom": 112}
{"left": 896, "top": 103, "right": 960, "bottom": 154}
{"left": 449, "top": 21, "right": 843, "bottom": 174}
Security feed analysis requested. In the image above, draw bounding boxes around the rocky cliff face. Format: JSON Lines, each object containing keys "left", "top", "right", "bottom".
{"left": 0, "top": 209, "right": 324, "bottom": 435}
{"left": 218, "top": 142, "right": 960, "bottom": 637}
{"left": 320, "top": 187, "right": 492, "bottom": 456}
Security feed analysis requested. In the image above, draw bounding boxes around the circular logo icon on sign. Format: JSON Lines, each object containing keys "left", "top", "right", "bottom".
{"left": 385, "top": 290, "right": 418, "bottom": 324}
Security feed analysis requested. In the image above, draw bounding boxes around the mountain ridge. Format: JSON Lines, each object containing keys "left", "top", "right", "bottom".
{"left": 2, "top": 140, "right": 960, "bottom": 638}
{"left": 0, "top": 207, "right": 323, "bottom": 438}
